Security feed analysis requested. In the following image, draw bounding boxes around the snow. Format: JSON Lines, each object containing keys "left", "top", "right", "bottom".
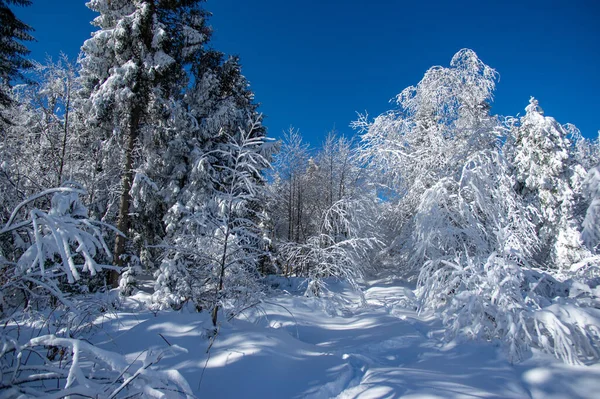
{"left": 83, "top": 278, "right": 600, "bottom": 398}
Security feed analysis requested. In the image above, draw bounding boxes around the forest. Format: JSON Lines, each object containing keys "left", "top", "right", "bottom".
{"left": 2, "top": 1, "right": 600, "bottom": 398}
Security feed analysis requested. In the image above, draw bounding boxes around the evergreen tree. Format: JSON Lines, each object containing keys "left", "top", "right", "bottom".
{"left": 0, "top": 0, "right": 33, "bottom": 121}
{"left": 79, "top": 0, "right": 211, "bottom": 285}
{"left": 582, "top": 165, "right": 600, "bottom": 251}
{"left": 144, "top": 47, "right": 270, "bottom": 300}
{"left": 508, "top": 97, "right": 588, "bottom": 268}
{"left": 0, "top": 0, "right": 33, "bottom": 224}
{"left": 153, "top": 119, "right": 271, "bottom": 324}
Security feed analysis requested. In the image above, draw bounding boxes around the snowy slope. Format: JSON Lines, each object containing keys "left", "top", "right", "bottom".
{"left": 94, "top": 279, "right": 600, "bottom": 399}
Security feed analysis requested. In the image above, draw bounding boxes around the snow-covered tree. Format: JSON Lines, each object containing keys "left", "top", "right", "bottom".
{"left": 418, "top": 250, "right": 600, "bottom": 365}
{"left": 0, "top": 334, "right": 193, "bottom": 398}
{"left": 279, "top": 197, "right": 380, "bottom": 297}
{"left": 508, "top": 97, "right": 588, "bottom": 268}
{"left": 0, "top": 92, "right": 29, "bottom": 223}
{"left": 269, "top": 131, "right": 380, "bottom": 292}
{"left": 79, "top": 0, "right": 212, "bottom": 285}
{"left": 0, "top": 187, "right": 190, "bottom": 397}
{"left": 153, "top": 120, "right": 271, "bottom": 326}
{"left": 269, "top": 128, "right": 311, "bottom": 244}
{"left": 413, "top": 150, "right": 536, "bottom": 268}
{"left": 31, "top": 55, "right": 80, "bottom": 187}
{"left": 357, "top": 49, "right": 501, "bottom": 274}
{"left": 0, "top": 0, "right": 33, "bottom": 122}
{"left": 357, "top": 51, "right": 600, "bottom": 366}
{"left": 132, "top": 51, "right": 266, "bottom": 253}
{"left": 567, "top": 125, "right": 600, "bottom": 172}
{"left": 313, "top": 133, "right": 366, "bottom": 227}
{"left": 0, "top": 0, "right": 34, "bottom": 225}
{"left": 583, "top": 165, "right": 600, "bottom": 251}
{"left": 1, "top": 55, "right": 81, "bottom": 200}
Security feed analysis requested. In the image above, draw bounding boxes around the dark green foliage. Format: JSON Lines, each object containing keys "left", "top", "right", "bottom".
{"left": 0, "top": 0, "right": 33, "bottom": 119}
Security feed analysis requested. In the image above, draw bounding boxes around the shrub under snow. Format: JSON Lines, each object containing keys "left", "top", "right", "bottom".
{"left": 0, "top": 186, "right": 118, "bottom": 313}
{"left": 0, "top": 186, "right": 194, "bottom": 398}
{"left": 0, "top": 334, "right": 193, "bottom": 398}
{"left": 418, "top": 253, "right": 600, "bottom": 365}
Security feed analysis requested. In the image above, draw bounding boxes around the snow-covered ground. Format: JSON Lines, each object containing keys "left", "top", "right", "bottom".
{"left": 95, "top": 278, "right": 600, "bottom": 398}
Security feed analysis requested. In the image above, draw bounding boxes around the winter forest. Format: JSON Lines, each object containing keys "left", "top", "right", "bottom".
{"left": 2, "top": 1, "right": 600, "bottom": 398}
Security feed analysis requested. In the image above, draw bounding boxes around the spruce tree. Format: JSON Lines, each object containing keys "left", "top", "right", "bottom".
{"left": 79, "top": 0, "right": 211, "bottom": 286}
{"left": 151, "top": 53, "right": 272, "bottom": 312}
{"left": 0, "top": 0, "right": 33, "bottom": 121}
{"left": 0, "top": 0, "right": 33, "bottom": 228}
{"left": 509, "top": 97, "right": 588, "bottom": 268}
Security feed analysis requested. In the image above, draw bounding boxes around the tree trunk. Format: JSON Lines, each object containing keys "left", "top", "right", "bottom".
{"left": 296, "top": 178, "right": 302, "bottom": 243}
{"left": 287, "top": 175, "right": 293, "bottom": 241}
{"left": 111, "top": 107, "right": 141, "bottom": 288}
{"left": 57, "top": 77, "right": 71, "bottom": 187}
{"left": 212, "top": 203, "right": 232, "bottom": 327}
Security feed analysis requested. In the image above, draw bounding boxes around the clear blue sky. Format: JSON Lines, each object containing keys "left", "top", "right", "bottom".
{"left": 18, "top": 0, "right": 600, "bottom": 146}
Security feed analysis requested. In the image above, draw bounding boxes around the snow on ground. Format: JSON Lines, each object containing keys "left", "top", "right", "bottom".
{"left": 94, "top": 278, "right": 600, "bottom": 398}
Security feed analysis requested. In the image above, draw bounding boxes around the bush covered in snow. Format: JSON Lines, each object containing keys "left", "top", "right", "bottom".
{"left": 0, "top": 186, "right": 194, "bottom": 397}
{"left": 418, "top": 253, "right": 600, "bottom": 365}
{"left": 0, "top": 334, "right": 193, "bottom": 398}
{"left": 0, "top": 186, "right": 117, "bottom": 313}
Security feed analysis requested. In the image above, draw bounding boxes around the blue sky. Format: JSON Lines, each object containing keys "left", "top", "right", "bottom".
{"left": 19, "top": 0, "right": 600, "bottom": 146}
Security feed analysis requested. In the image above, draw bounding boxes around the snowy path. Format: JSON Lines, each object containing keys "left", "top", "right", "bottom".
{"left": 99, "top": 279, "right": 600, "bottom": 398}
